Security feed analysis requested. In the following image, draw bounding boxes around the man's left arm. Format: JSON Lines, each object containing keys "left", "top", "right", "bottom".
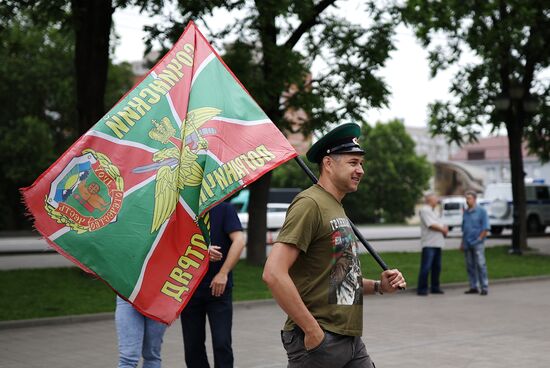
{"left": 478, "top": 208, "right": 490, "bottom": 242}
{"left": 478, "top": 229, "right": 488, "bottom": 242}
{"left": 210, "top": 230, "right": 246, "bottom": 297}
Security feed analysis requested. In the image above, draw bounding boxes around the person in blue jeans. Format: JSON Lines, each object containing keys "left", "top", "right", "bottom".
{"left": 115, "top": 296, "right": 168, "bottom": 368}
{"left": 417, "top": 193, "right": 448, "bottom": 296}
{"left": 180, "top": 200, "right": 245, "bottom": 368}
{"left": 461, "top": 190, "right": 490, "bottom": 295}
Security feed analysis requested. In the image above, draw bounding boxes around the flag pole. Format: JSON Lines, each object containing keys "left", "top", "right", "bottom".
{"left": 293, "top": 156, "right": 397, "bottom": 275}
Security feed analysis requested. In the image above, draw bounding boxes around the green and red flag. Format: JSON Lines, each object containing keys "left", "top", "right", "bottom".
{"left": 21, "top": 21, "right": 297, "bottom": 324}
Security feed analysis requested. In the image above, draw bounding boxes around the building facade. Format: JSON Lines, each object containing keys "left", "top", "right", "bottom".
{"left": 449, "top": 136, "right": 550, "bottom": 184}
{"left": 405, "top": 126, "right": 460, "bottom": 163}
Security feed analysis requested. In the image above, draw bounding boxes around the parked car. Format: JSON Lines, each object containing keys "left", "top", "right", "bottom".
{"left": 440, "top": 196, "right": 466, "bottom": 231}
{"left": 229, "top": 188, "right": 300, "bottom": 213}
{"left": 230, "top": 188, "right": 299, "bottom": 230}
{"left": 237, "top": 202, "right": 290, "bottom": 230}
{"left": 479, "top": 181, "right": 550, "bottom": 234}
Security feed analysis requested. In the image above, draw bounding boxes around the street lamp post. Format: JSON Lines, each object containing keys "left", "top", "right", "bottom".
{"left": 494, "top": 84, "right": 537, "bottom": 255}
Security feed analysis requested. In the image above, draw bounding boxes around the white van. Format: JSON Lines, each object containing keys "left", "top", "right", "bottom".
{"left": 440, "top": 196, "right": 466, "bottom": 231}
{"left": 480, "top": 181, "right": 550, "bottom": 234}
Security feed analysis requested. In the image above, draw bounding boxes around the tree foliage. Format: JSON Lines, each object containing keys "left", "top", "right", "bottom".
{"left": 402, "top": 0, "right": 549, "bottom": 154}
{"left": 343, "top": 120, "right": 431, "bottom": 223}
{"left": 146, "top": 1, "right": 399, "bottom": 132}
{"left": 0, "top": 6, "right": 138, "bottom": 230}
{"left": 0, "top": 12, "right": 75, "bottom": 229}
{"left": 144, "top": 0, "right": 400, "bottom": 263}
{"left": 104, "top": 61, "right": 136, "bottom": 109}
{"left": 0, "top": 0, "right": 140, "bottom": 135}
{"left": 401, "top": 0, "right": 550, "bottom": 249}
{"left": 271, "top": 157, "right": 318, "bottom": 190}
{"left": 271, "top": 121, "right": 431, "bottom": 224}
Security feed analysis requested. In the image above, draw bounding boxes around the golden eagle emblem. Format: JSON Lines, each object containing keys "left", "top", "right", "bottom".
{"left": 133, "top": 107, "right": 221, "bottom": 232}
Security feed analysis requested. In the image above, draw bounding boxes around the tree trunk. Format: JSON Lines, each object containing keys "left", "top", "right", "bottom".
{"left": 72, "top": 0, "right": 113, "bottom": 135}
{"left": 506, "top": 118, "right": 528, "bottom": 252}
{"left": 245, "top": 2, "right": 279, "bottom": 265}
{"left": 246, "top": 171, "right": 272, "bottom": 265}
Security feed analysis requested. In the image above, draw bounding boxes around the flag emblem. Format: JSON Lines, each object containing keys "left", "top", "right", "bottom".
{"left": 44, "top": 149, "right": 124, "bottom": 234}
{"left": 132, "top": 107, "right": 221, "bottom": 232}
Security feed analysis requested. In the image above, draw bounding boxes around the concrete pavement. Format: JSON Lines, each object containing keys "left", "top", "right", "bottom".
{"left": 2, "top": 229, "right": 549, "bottom": 366}
{"left": 1, "top": 278, "right": 549, "bottom": 367}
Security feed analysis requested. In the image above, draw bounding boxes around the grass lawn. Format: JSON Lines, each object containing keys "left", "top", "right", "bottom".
{"left": 1, "top": 246, "right": 549, "bottom": 321}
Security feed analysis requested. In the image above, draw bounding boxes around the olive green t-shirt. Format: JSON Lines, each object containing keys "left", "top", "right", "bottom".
{"left": 276, "top": 184, "right": 363, "bottom": 336}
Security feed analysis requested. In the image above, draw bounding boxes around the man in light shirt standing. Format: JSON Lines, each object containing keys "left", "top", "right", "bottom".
{"left": 417, "top": 193, "right": 448, "bottom": 296}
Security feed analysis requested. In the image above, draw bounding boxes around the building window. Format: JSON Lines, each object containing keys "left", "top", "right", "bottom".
{"left": 486, "top": 167, "right": 496, "bottom": 183}
{"left": 467, "top": 150, "right": 485, "bottom": 160}
{"left": 502, "top": 167, "right": 510, "bottom": 182}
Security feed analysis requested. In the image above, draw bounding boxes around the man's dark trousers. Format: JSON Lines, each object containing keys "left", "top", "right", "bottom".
{"left": 417, "top": 246, "right": 442, "bottom": 294}
{"left": 180, "top": 287, "right": 233, "bottom": 368}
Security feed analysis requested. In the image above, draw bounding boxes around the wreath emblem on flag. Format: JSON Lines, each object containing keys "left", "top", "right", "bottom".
{"left": 44, "top": 149, "right": 124, "bottom": 234}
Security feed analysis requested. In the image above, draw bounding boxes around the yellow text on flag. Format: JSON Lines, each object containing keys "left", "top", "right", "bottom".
{"left": 160, "top": 232, "right": 208, "bottom": 303}
{"left": 199, "top": 145, "right": 276, "bottom": 205}
{"left": 105, "top": 44, "right": 194, "bottom": 139}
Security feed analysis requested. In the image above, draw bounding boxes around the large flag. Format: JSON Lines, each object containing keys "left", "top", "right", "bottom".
{"left": 21, "top": 21, "right": 297, "bottom": 324}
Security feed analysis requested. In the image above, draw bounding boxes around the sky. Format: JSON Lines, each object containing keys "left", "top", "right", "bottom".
{"left": 112, "top": 3, "right": 458, "bottom": 130}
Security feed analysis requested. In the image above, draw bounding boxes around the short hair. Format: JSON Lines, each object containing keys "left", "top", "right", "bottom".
{"left": 464, "top": 190, "right": 477, "bottom": 198}
{"left": 319, "top": 154, "right": 342, "bottom": 174}
{"left": 424, "top": 192, "right": 436, "bottom": 199}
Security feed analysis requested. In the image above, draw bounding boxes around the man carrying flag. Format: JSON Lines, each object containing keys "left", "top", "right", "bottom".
{"left": 263, "top": 123, "right": 406, "bottom": 368}
{"left": 22, "top": 21, "right": 296, "bottom": 325}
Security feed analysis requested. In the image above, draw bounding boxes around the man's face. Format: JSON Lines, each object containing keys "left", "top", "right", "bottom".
{"left": 327, "top": 154, "right": 365, "bottom": 193}
{"left": 465, "top": 194, "right": 476, "bottom": 208}
{"left": 426, "top": 194, "right": 439, "bottom": 207}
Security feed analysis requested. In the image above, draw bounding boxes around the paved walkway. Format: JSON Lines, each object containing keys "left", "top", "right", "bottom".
{"left": 2, "top": 278, "right": 549, "bottom": 368}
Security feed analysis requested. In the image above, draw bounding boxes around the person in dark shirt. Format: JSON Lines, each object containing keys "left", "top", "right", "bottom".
{"left": 180, "top": 201, "right": 245, "bottom": 368}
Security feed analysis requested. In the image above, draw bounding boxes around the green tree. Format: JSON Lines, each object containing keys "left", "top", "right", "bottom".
{"left": 0, "top": 13, "right": 75, "bottom": 229}
{"left": 343, "top": 120, "right": 431, "bottom": 223}
{"left": 271, "top": 156, "right": 318, "bottom": 190}
{"left": 105, "top": 61, "right": 136, "bottom": 109}
{"left": 0, "top": 0, "right": 147, "bottom": 135}
{"left": 401, "top": 0, "right": 550, "bottom": 251}
{"left": 147, "top": 0, "right": 399, "bottom": 264}
{"left": 0, "top": 8, "right": 138, "bottom": 230}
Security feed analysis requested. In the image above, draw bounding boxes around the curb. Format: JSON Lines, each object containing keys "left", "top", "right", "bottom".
{"left": 0, "top": 235, "right": 516, "bottom": 256}
{"left": 0, "top": 298, "right": 279, "bottom": 331}
{"left": 0, "top": 231, "right": 37, "bottom": 238}
{"left": 0, "top": 249, "right": 56, "bottom": 256}
{"left": 401, "top": 274, "right": 550, "bottom": 293}
{"left": 2, "top": 275, "right": 550, "bottom": 330}
{"left": 0, "top": 312, "right": 114, "bottom": 330}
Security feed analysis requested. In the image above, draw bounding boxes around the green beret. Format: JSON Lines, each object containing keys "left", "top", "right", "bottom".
{"left": 306, "top": 123, "right": 365, "bottom": 163}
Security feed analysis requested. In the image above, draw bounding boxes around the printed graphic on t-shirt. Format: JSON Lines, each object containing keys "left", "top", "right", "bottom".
{"left": 328, "top": 217, "right": 363, "bottom": 305}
